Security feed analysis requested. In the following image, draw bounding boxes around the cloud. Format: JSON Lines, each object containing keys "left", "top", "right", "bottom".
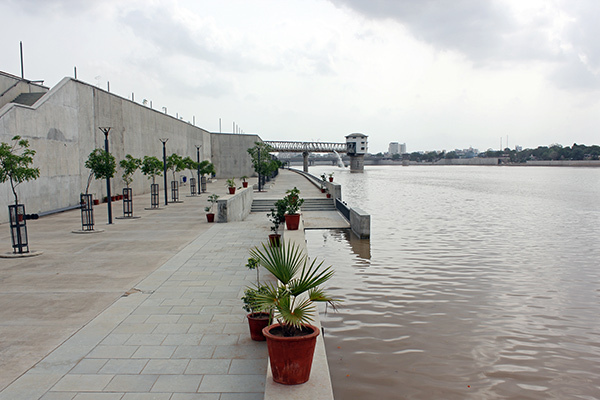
{"left": 327, "top": 0, "right": 600, "bottom": 91}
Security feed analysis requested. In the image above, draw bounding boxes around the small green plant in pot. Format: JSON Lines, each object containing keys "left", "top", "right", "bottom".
{"left": 242, "top": 256, "right": 272, "bottom": 341}
{"left": 205, "top": 194, "right": 219, "bottom": 222}
{"left": 267, "top": 199, "right": 286, "bottom": 247}
{"left": 250, "top": 240, "right": 338, "bottom": 385}
{"left": 241, "top": 175, "right": 249, "bottom": 188}
{"left": 226, "top": 178, "right": 236, "bottom": 194}
{"left": 282, "top": 187, "right": 304, "bottom": 231}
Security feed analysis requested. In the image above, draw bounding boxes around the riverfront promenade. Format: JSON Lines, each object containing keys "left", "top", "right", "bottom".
{"left": 0, "top": 170, "right": 344, "bottom": 399}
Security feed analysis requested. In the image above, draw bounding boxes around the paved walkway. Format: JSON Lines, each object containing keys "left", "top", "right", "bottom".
{"left": 0, "top": 170, "right": 344, "bottom": 399}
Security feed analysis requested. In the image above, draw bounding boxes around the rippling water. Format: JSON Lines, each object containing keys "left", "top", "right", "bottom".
{"left": 305, "top": 165, "right": 600, "bottom": 400}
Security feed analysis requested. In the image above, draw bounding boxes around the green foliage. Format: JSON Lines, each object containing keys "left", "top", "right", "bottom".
{"left": 166, "top": 153, "right": 186, "bottom": 181}
{"left": 84, "top": 148, "right": 116, "bottom": 194}
{"left": 241, "top": 285, "right": 271, "bottom": 314}
{"left": 182, "top": 156, "right": 198, "bottom": 171}
{"left": 206, "top": 193, "right": 219, "bottom": 213}
{"left": 247, "top": 141, "right": 280, "bottom": 176}
{"left": 198, "top": 160, "right": 215, "bottom": 176}
{"left": 241, "top": 175, "right": 248, "bottom": 182}
{"left": 282, "top": 187, "right": 304, "bottom": 215}
{"left": 268, "top": 199, "right": 287, "bottom": 234}
{"left": 226, "top": 178, "right": 236, "bottom": 188}
{"left": 246, "top": 257, "right": 260, "bottom": 285}
{"left": 249, "top": 241, "right": 338, "bottom": 336}
{"left": 0, "top": 135, "right": 40, "bottom": 204}
{"left": 140, "top": 156, "right": 163, "bottom": 184}
{"left": 119, "top": 154, "right": 141, "bottom": 187}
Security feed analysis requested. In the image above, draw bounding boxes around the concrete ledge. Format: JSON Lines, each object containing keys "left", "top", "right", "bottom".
{"left": 350, "top": 207, "right": 370, "bottom": 239}
{"left": 217, "top": 187, "right": 254, "bottom": 222}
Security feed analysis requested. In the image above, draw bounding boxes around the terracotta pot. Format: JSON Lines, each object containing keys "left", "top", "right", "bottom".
{"left": 206, "top": 213, "right": 215, "bottom": 222}
{"left": 93, "top": 199, "right": 100, "bottom": 205}
{"left": 242, "top": 181, "right": 249, "bottom": 188}
{"left": 263, "top": 323, "right": 319, "bottom": 385}
{"left": 247, "top": 312, "right": 270, "bottom": 341}
{"left": 268, "top": 234, "right": 281, "bottom": 247}
{"left": 329, "top": 177, "right": 333, "bottom": 182}
{"left": 326, "top": 193, "right": 331, "bottom": 198}
{"left": 285, "top": 214, "right": 300, "bottom": 230}
{"left": 228, "top": 187, "right": 236, "bottom": 194}
{"left": 321, "top": 188, "right": 326, "bottom": 193}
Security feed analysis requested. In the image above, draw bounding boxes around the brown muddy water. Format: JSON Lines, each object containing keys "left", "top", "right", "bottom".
{"left": 305, "top": 165, "right": 600, "bottom": 400}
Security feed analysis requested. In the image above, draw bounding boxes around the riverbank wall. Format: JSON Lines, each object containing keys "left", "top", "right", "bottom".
{"left": 0, "top": 73, "right": 258, "bottom": 223}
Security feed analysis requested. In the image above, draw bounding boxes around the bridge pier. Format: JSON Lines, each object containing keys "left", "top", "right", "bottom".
{"left": 349, "top": 154, "right": 365, "bottom": 172}
{"left": 303, "top": 151, "right": 309, "bottom": 172}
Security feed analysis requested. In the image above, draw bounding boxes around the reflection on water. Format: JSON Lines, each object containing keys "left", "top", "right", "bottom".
{"left": 306, "top": 165, "right": 600, "bottom": 400}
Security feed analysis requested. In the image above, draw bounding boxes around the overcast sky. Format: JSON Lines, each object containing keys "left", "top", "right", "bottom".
{"left": 1, "top": 0, "right": 599, "bottom": 153}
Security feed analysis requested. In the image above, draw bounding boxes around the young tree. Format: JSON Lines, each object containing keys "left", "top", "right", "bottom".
{"left": 140, "top": 156, "right": 163, "bottom": 184}
{"left": 120, "top": 154, "right": 141, "bottom": 188}
{"left": 0, "top": 135, "right": 40, "bottom": 206}
{"left": 84, "top": 148, "right": 116, "bottom": 195}
{"left": 166, "top": 153, "right": 186, "bottom": 182}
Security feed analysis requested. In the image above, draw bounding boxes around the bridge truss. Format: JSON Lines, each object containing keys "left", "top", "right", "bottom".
{"left": 265, "top": 141, "right": 347, "bottom": 153}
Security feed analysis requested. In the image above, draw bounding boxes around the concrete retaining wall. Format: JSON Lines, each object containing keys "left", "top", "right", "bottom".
{"left": 0, "top": 76, "right": 257, "bottom": 223}
{"left": 525, "top": 160, "right": 600, "bottom": 167}
{"left": 211, "top": 133, "right": 259, "bottom": 179}
{"left": 217, "top": 187, "right": 253, "bottom": 223}
{"left": 350, "top": 207, "right": 370, "bottom": 239}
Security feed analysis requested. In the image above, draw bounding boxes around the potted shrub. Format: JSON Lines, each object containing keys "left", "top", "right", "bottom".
{"left": 183, "top": 156, "right": 199, "bottom": 195}
{"left": 282, "top": 187, "right": 304, "bottom": 231}
{"left": 167, "top": 153, "right": 186, "bottom": 202}
{"left": 267, "top": 199, "right": 286, "bottom": 247}
{"left": 241, "top": 257, "right": 271, "bottom": 341}
{"left": 119, "top": 154, "right": 141, "bottom": 217}
{"left": 328, "top": 172, "right": 334, "bottom": 182}
{"left": 83, "top": 148, "right": 116, "bottom": 230}
{"left": 320, "top": 173, "right": 327, "bottom": 193}
{"left": 140, "top": 156, "right": 163, "bottom": 208}
{"left": 0, "top": 135, "right": 40, "bottom": 253}
{"left": 205, "top": 193, "right": 219, "bottom": 222}
{"left": 250, "top": 241, "right": 338, "bottom": 385}
{"left": 241, "top": 176, "right": 249, "bottom": 188}
{"left": 198, "top": 160, "right": 215, "bottom": 193}
{"left": 226, "top": 178, "right": 236, "bottom": 194}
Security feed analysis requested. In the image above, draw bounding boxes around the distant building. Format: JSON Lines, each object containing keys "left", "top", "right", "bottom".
{"left": 388, "top": 142, "right": 406, "bottom": 155}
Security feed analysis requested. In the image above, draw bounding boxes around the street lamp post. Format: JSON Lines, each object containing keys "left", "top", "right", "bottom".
{"left": 195, "top": 144, "right": 202, "bottom": 195}
{"left": 257, "top": 147, "right": 262, "bottom": 192}
{"left": 160, "top": 138, "right": 169, "bottom": 206}
{"left": 99, "top": 127, "right": 112, "bottom": 224}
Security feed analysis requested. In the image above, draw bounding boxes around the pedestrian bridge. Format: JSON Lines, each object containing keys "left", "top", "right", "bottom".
{"left": 265, "top": 141, "right": 347, "bottom": 153}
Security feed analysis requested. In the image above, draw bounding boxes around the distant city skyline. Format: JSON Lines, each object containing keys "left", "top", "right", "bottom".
{"left": 2, "top": 1, "right": 600, "bottom": 153}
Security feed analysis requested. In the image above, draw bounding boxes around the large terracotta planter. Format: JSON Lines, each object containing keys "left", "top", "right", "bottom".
{"left": 268, "top": 234, "right": 281, "bottom": 247}
{"left": 228, "top": 187, "right": 236, "bottom": 194}
{"left": 242, "top": 181, "right": 249, "bottom": 188}
{"left": 247, "top": 312, "right": 270, "bottom": 341}
{"left": 206, "top": 213, "right": 215, "bottom": 222}
{"left": 263, "top": 323, "right": 320, "bottom": 385}
{"left": 285, "top": 214, "right": 300, "bottom": 230}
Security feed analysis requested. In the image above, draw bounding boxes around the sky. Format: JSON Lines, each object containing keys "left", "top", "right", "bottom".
{"left": 1, "top": 0, "right": 599, "bottom": 154}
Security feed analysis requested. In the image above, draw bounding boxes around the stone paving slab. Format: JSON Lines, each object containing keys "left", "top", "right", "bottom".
{"left": 0, "top": 214, "right": 276, "bottom": 400}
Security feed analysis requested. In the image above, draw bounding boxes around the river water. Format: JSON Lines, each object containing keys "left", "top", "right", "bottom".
{"left": 305, "top": 165, "right": 600, "bottom": 400}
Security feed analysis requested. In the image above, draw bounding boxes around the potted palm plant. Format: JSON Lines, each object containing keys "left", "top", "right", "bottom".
{"left": 267, "top": 199, "right": 286, "bottom": 247}
{"left": 328, "top": 172, "right": 334, "bottom": 182}
{"left": 241, "top": 257, "right": 271, "bottom": 341}
{"left": 205, "top": 193, "right": 219, "bottom": 222}
{"left": 320, "top": 173, "right": 327, "bottom": 193}
{"left": 282, "top": 187, "right": 304, "bottom": 231}
{"left": 226, "top": 178, "right": 236, "bottom": 194}
{"left": 250, "top": 241, "right": 338, "bottom": 385}
{"left": 241, "top": 176, "right": 249, "bottom": 188}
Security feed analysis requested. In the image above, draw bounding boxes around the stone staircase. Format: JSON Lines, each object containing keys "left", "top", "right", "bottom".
{"left": 251, "top": 198, "right": 335, "bottom": 213}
